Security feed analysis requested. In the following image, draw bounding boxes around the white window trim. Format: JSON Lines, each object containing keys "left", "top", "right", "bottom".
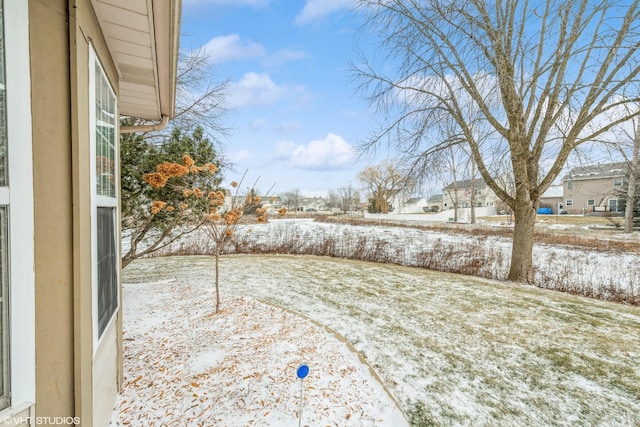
{"left": 2, "top": 0, "right": 35, "bottom": 410}
{"left": 89, "top": 47, "right": 119, "bottom": 354}
{"left": 565, "top": 199, "right": 573, "bottom": 206}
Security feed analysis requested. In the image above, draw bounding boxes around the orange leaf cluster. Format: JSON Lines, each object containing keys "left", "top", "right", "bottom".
{"left": 143, "top": 172, "right": 168, "bottom": 189}
{"left": 156, "top": 161, "right": 189, "bottom": 178}
{"left": 150, "top": 200, "right": 167, "bottom": 215}
{"left": 224, "top": 209, "right": 242, "bottom": 225}
{"left": 182, "top": 155, "right": 195, "bottom": 168}
{"left": 208, "top": 191, "right": 226, "bottom": 207}
{"left": 143, "top": 155, "right": 218, "bottom": 191}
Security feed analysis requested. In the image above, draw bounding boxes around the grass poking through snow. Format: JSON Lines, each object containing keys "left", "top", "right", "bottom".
{"left": 124, "top": 254, "right": 640, "bottom": 426}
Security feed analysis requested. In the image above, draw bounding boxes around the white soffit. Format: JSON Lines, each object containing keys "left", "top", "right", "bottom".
{"left": 91, "top": 0, "right": 180, "bottom": 121}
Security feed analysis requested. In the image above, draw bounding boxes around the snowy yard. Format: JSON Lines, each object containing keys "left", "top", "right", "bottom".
{"left": 122, "top": 254, "right": 640, "bottom": 426}
{"left": 150, "top": 218, "right": 640, "bottom": 303}
{"left": 110, "top": 279, "right": 407, "bottom": 426}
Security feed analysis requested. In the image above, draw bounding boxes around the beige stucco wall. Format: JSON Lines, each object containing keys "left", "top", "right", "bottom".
{"left": 563, "top": 177, "right": 623, "bottom": 214}
{"left": 30, "top": 1, "right": 122, "bottom": 425}
{"left": 30, "top": 0, "right": 75, "bottom": 420}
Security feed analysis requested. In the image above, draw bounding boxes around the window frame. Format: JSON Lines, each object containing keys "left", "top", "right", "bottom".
{"left": 567, "top": 181, "right": 574, "bottom": 190}
{"left": 0, "top": 0, "right": 36, "bottom": 413}
{"left": 565, "top": 199, "right": 574, "bottom": 206}
{"left": 587, "top": 199, "right": 595, "bottom": 207}
{"left": 89, "top": 47, "right": 119, "bottom": 353}
{"left": 613, "top": 177, "right": 624, "bottom": 187}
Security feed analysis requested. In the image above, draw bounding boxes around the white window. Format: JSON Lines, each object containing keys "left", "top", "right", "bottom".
{"left": 567, "top": 181, "right": 573, "bottom": 190}
{"left": 566, "top": 199, "right": 574, "bottom": 206}
{"left": 1, "top": 0, "right": 36, "bottom": 411}
{"left": 609, "top": 199, "right": 619, "bottom": 212}
{"left": 587, "top": 199, "right": 595, "bottom": 206}
{"left": 613, "top": 177, "right": 624, "bottom": 187}
{"left": 90, "top": 49, "right": 119, "bottom": 349}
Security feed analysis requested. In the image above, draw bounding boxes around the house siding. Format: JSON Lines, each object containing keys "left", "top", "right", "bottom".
{"left": 29, "top": 1, "right": 123, "bottom": 425}
{"left": 92, "top": 322, "right": 118, "bottom": 427}
{"left": 30, "top": 0, "right": 76, "bottom": 420}
{"left": 564, "top": 177, "right": 623, "bottom": 214}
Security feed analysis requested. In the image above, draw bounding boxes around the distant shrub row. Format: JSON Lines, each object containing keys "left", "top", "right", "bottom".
{"left": 150, "top": 218, "right": 639, "bottom": 305}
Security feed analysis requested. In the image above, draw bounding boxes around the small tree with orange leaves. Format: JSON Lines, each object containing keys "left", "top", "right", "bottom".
{"left": 144, "top": 161, "right": 285, "bottom": 312}
{"left": 203, "top": 173, "right": 278, "bottom": 312}
{"left": 122, "top": 127, "right": 223, "bottom": 268}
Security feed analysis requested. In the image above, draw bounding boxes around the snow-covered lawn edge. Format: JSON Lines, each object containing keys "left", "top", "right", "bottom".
{"left": 110, "top": 280, "right": 408, "bottom": 427}
{"left": 123, "top": 255, "right": 640, "bottom": 426}
{"left": 137, "top": 219, "right": 640, "bottom": 304}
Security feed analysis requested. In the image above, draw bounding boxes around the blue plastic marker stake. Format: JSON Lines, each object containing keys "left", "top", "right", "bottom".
{"left": 297, "top": 364, "right": 309, "bottom": 427}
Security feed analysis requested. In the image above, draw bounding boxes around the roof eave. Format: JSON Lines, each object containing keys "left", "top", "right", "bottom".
{"left": 92, "top": 0, "right": 182, "bottom": 121}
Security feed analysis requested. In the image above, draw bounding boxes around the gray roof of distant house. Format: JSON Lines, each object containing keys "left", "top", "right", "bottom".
{"left": 405, "top": 197, "right": 424, "bottom": 204}
{"left": 427, "top": 194, "right": 443, "bottom": 202}
{"left": 442, "top": 179, "right": 486, "bottom": 191}
{"left": 562, "top": 162, "right": 627, "bottom": 181}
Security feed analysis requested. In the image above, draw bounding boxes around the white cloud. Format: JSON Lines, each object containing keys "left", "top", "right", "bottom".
{"left": 201, "top": 34, "right": 265, "bottom": 64}
{"left": 295, "top": 0, "right": 353, "bottom": 25}
{"left": 273, "top": 133, "right": 355, "bottom": 170}
{"left": 227, "top": 72, "right": 309, "bottom": 109}
{"left": 227, "top": 72, "right": 284, "bottom": 108}
{"left": 264, "top": 49, "right": 307, "bottom": 67}
{"left": 230, "top": 149, "right": 252, "bottom": 162}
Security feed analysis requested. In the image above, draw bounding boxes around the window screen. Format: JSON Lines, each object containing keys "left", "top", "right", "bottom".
{"left": 97, "top": 207, "right": 117, "bottom": 336}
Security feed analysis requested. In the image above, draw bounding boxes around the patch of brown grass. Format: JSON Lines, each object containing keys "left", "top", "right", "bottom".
{"left": 315, "top": 215, "right": 640, "bottom": 253}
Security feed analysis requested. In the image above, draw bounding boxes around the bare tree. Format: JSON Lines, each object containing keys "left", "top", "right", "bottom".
{"left": 353, "top": 0, "right": 640, "bottom": 283}
{"left": 617, "top": 117, "right": 640, "bottom": 232}
{"left": 126, "top": 48, "right": 229, "bottom": 144}
{"left": 337, "top": 184, "right": 357, "bottom": 213}
{"left": 327, "top": 189, "right": 340, "bottom": 211}
{"left": 279, "top": 188, "right": 302, "bottom": 211}
{"left": 439, "top": 147, "right": 467, "bottom": 221}
{"left": 357, "top": 161, "right": 405, "bottom": 213}
{"left": 625, "top": 122, "right": 640, "bottom": 232}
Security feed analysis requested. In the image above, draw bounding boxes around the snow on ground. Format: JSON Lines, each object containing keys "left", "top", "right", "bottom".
{"left": 117, "top": 218, "right": 640, "bottom": 425}
{"left": 122, "top": 255, "right": 640, "bottom": 426}
{"left": 153, "top": 218, "right": 640, "bottom": 299}
{"left": 110, "top": 279, "right": 408, "bottom": 427}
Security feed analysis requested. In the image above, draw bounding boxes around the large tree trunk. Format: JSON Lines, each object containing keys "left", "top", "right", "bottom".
{"left": 508, "top": 201, "right": 537, "bottom": 283}
{"left": 624, "top": 124, "right": 640, "bottom": 233}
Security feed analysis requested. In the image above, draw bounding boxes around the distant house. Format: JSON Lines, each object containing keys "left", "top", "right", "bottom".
{"left": 539, "top": 184, "right": 564, "bottom": 213}
{"left": 442, "top": 179, "right": 501, "bottom": 210}
{"left": 426, "top": 194, "right": 443, "bottom": 212}
{"left": 262, "top": 196, "right": 284, "bottom": 212}
{"left": 301, "top": 197, "right": 327, "bottom": 211}
{"left": 394, "top": 197, "right": 429, "bottom": 213}
{"left": 562, "top": 162, "right": 627, "bottom": 214}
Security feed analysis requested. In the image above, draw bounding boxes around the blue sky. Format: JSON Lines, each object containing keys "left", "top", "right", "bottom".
{"left": 180, "top": 0, "right": 383, "bottom": 197}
